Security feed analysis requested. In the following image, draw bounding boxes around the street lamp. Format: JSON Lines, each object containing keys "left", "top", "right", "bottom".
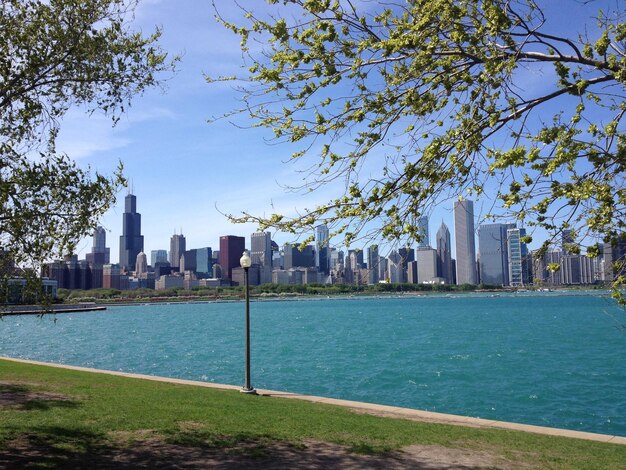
{"left": 240, "top": 250, "right": 256, "bottom": 394}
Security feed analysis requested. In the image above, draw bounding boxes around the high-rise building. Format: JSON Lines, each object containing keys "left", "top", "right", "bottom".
{"left": 398, "top": 247, "right": 415, "bottom": 283}
{"left": 151, "top": 250, "right": 168, "bottom": 267}
{"left": 416, "top": 248, "right": 438, "bottom": 283}
{"left": 169, "top": 233, "right": 186, "bottom": 269}
{"left": 195, "top": 247, "right": 213, "bottom": 277}
{"left": 436, "top": 221, "right": 453, "bottom": 283}
{"left": 283, "top": 243, "right": 315, "bottom": 269}
{"left": 417, "top": 216, "right": 430, "bottom": 248}
{"left": 135, "top": 252, "right": 148, "bottom": 276}
{"left": 507, "top": 228, "right": 523, "bottom": 286}
{"left": 119, "top": 193, "right": 144, "bottom": 272}
{"left": 315, "top": 224, "right": 330, "bottom": 274}
{"left": 219, "top": 235, "right": 246, "bottom": 281}
{"left": 478, "top": 223, "right": 515, "bottom": 286}
{"left": 181, "top": 249, "right": 197, "bottom": 273}
{"left": 367, "top": 245, "right": 379, "bottom": 285}
{"left": 454, "top": 198, "right": 477, "bottom": 284}
{"left": 251, "top": 232, "right": 272, "bottom": 266}
{"left": 86, "top": 226, "right": 110, "bottom": 265}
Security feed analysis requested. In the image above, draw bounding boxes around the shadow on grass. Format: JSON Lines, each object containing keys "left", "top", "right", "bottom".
{"left": 0, "top": 425, "right": 487, "bottom": 469}
{"left": 0, "top": 382, "right": 81, "bottom": 411}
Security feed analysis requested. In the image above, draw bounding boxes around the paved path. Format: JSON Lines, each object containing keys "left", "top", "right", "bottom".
{"left": 3, "top": 356, "right": 625, "bottom": 446}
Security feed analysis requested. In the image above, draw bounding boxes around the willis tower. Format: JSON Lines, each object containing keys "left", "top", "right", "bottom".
{"left": 119, "top": 193, "right": 144, "bottom": 272}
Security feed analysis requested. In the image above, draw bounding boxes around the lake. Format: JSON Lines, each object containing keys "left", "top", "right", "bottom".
{"left": 1, "top": 291, "right": 624, "bottom": 436}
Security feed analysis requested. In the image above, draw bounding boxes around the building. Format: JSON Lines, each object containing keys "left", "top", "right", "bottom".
{"left": 435, "top": 221, "right": 453, "bottom": 283}
{"left": 398, "top": 247, "right": 414, "bottom": 283}
{"left": 169, "top": 233, "right": 186, "bottom": 269}
{"left": 478, "top": 223, "right": 514, "bottom": 286}
{"left": 180, "top": 249, "right": 197, "bottom": 273}
{"left": 283, "top": 243, "right": 315, "bottom": 269}
{"left": 150, "top": 250, "right": 168, "bottom": 267}
{"left": 367, "top": 245, "right": 379, "bottom": 285}
{"left": 251, "top": 232, "right": 272, "bottom": 267}
{"left": 85, "top": 226, "right": 110, "bottom": 265}
{"left": 135, "top": 252, "right": 148, "bottom": 276}
{"left": 195, "top": 247, "right": 213, "bottom": 278}
{"left": 219, "top": 235, "right": 246, "bottom": 281}
{"left": 507, "top": 228, "right": 524, "bottom": 286}
{"left": 416, "top": 248, "right": 438, "bottom": 283}
{"left": 119, "top": 193, "right": 144, "bottom": 272}
{"left": 417, "top": 216, "right": 430, "bottom": 248}
{"left": 315, "top": 224, "right": 330, "bottom": 274}
{"left": 454, "top": 198, "right": 477, "bottom": 284}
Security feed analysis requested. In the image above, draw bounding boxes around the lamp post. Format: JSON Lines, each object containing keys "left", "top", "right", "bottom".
{"left": 240, "top": 250, "right": 256, "bottom": 394}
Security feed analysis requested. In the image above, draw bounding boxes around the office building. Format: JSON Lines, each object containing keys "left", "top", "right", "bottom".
{"left": 135, "top": 252, "right": 148, "bottom": 276}
{"left": 283, "top": 243, "right": 315, "bottom": 269}
{"left": 86, "top": 226, "right": 110, "bottom": 265}
{"left": 367, "top": 245, "right": 379, "bottom": 285}
{"left": 251, "top": 232, "right": 272, "bottom": 266}
{"left": 478, "top": 223, "right": 514, "bottom": 286}
{"left": 119, "top": 193, "right": 144, "bottom": 272}
{"left": 398, "top": 247, "right": 414, "bottom": 283}
{"left": 507, "top": 228, "right": 523, "bottom": 286}
{"left": 416, "top": 248, "right": 438, "bottom": 283}
{"left": 436, "top": 221, "right": 453, "bottom": 283}
{"left": 195, "top": 247, "right": 213, "bottom": 277}
{"left": 151, "top": 250, "right": 168, "bottom": 267}
{"left": 315, "top": 224, "right": 330, "bottom": 274}
{"left": 454, "top": 198, "right": 477, "bottom": 284}
{"left": 169, "top": 233, "right": 186, "bottom": 269}
{"left": 417, "top": 216, "right": 430, "bottom": 248}
{"left": 219, "top": 235, "right": 246, "bottom": 280}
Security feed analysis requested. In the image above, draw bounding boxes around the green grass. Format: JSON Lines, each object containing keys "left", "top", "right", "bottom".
{"left": 1, "top": 358, "right": 625, "bottom": 469}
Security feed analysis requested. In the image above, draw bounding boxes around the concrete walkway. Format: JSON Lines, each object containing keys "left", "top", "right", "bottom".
{"left": 3, "top": 356, "right": 625, "bottom": 446}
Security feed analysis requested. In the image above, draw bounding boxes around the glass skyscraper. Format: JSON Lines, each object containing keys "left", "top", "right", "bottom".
{"left": 119, "top": 193, "right": 143, "bottom": 272}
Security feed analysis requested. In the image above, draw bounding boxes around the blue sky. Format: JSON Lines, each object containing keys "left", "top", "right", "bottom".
{"left": 59, "top": 0, "right": 611, "bottom": 262}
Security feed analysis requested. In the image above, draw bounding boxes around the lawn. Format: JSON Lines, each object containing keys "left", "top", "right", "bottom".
{"left": 1, "top": 358, "right": 624, "bottom": 468}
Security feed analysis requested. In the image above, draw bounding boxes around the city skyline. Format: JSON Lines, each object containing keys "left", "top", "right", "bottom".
{"left": 63, "top": 2, "right": 603, "bottom": 264}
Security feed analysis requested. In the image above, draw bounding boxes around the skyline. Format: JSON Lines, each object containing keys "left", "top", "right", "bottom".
{"left": 62, "top": 1, "right": 605, "bottom": 264}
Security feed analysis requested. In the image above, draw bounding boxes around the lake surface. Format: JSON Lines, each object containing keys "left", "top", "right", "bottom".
{"left": 1, "top": 292, "right": 625, "bottom": 436}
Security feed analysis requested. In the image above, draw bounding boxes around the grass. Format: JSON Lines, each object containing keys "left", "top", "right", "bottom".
{"left": 1, "top": 358, "right": 625, "bottom": 469}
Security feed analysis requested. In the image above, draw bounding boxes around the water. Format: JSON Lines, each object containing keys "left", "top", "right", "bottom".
{"left": 1, "top": 292, "right": 625, "bottom": 436}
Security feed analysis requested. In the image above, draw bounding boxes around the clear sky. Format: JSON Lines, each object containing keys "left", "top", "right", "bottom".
{"left": 60, "top": 0, "right": 609, "bottom": 263}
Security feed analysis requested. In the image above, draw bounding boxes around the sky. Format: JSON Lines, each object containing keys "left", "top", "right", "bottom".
{"left": 58, "top": 0, "right": 614, "bottom": 263}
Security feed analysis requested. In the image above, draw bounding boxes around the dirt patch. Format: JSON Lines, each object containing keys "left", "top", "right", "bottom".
{"left": 0, "top": 434, "right": 519, "bottom": 469}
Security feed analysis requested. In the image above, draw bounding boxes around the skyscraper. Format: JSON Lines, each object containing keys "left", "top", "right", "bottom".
{"left": 135, "top": 252, "right": 148, "bottom": 276}
{"left": 417, "top": 216, "right": 430, "bottom": 248}
{"left": 315, "top": 224, "right": 330, "bottom": 274}
{"left": 436, "top": 221, "right": 453, "bottom": 283}
{"left": 478, "top": 223, "right": 514, "bottom": 286}
{"left": 454, "top": 198, "right": 477, "bottom": 284}
{"left": 119, "top": 193, "right": 144, "bottom": 272}
{"left": 151, "top": 249, "right": 168, "bottom": 267}
{"left": 169, "top": 233, "right": 186, "bottom": 269}
{"left": 86, "top": 226, "right": 110, "bottom": 265}
{"left": 507, "top": 228, "right": 523, "bottom": 286}
{"left": 251, "top": 232, "right": 272, "bottom": 266}
{"left": 219, "top": 235, "right": 245, "bottom": 281}
{"left": 367, "top": 245, "right": 379, "bottom": 285}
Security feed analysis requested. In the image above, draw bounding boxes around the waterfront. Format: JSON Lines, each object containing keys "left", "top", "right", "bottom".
{"left": 1, "top": 292, "right": 624, "bottom": 436}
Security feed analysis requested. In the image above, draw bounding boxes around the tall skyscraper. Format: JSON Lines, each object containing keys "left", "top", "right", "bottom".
{"left": 367, "top": 245, "right": 379, "bottom": 285}
{"left": 135, "top": 252, "right": 148, "bottom": 276}
{"left": 436, "top": 221, "right": 453, "bottom": 283}
{"left": 86, "top": 226, "right": 110, "bottom": 265}
{"left": 454, "top": 198, "right": 477, "bottom": 284}
{"left": 315, "top": 224, "right": 330, "bottom": 274}
{"left": 219, "top": 235, "right": 246, "bottom": 281}
{"left": 417, "top": 216, "right": 430, "bottom": 248}
{"left": 507, "top": 228, "right": 523, "bottom": 286}
{"left": 478, "top": 223, "right": 514, "bottom": 286}
{"left": 169, "top": 233, "right": 186, "bottom": 269}
{"left": 119, "top": 193, "right": 144, "bottom": 272}
{"left": 398, "top": 247, "right": 415, "bottom": 283}
{"left": 151, "top": 249, "right": 168, "bottom": 267}
{"left": 251, "top": 232, "right": 272, "bottom": 266}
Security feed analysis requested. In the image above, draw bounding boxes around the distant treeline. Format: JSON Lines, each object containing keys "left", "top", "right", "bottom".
{"left": 57, "top": 282, "right": 513, "bottom": 303}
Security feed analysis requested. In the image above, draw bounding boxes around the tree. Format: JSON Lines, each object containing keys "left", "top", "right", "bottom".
{"left": 212, "top": 1, "right": 625, "bottom": 282}
{"left": 0, "top": 0, "right": 175, "bottom": 296}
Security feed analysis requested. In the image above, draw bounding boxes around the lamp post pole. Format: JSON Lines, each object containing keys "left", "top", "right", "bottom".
{"left": 240, "top": 250, "right": 256, "bottom": 394}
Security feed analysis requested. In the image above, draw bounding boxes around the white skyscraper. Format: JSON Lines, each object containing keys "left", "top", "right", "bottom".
{"left": 454, "top": 198, "right": 477, "bottom": 284}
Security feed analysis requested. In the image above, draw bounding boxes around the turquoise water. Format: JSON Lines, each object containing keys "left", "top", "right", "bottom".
{"left": 1, "top": 292, "right": 625, "bottom": 436}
